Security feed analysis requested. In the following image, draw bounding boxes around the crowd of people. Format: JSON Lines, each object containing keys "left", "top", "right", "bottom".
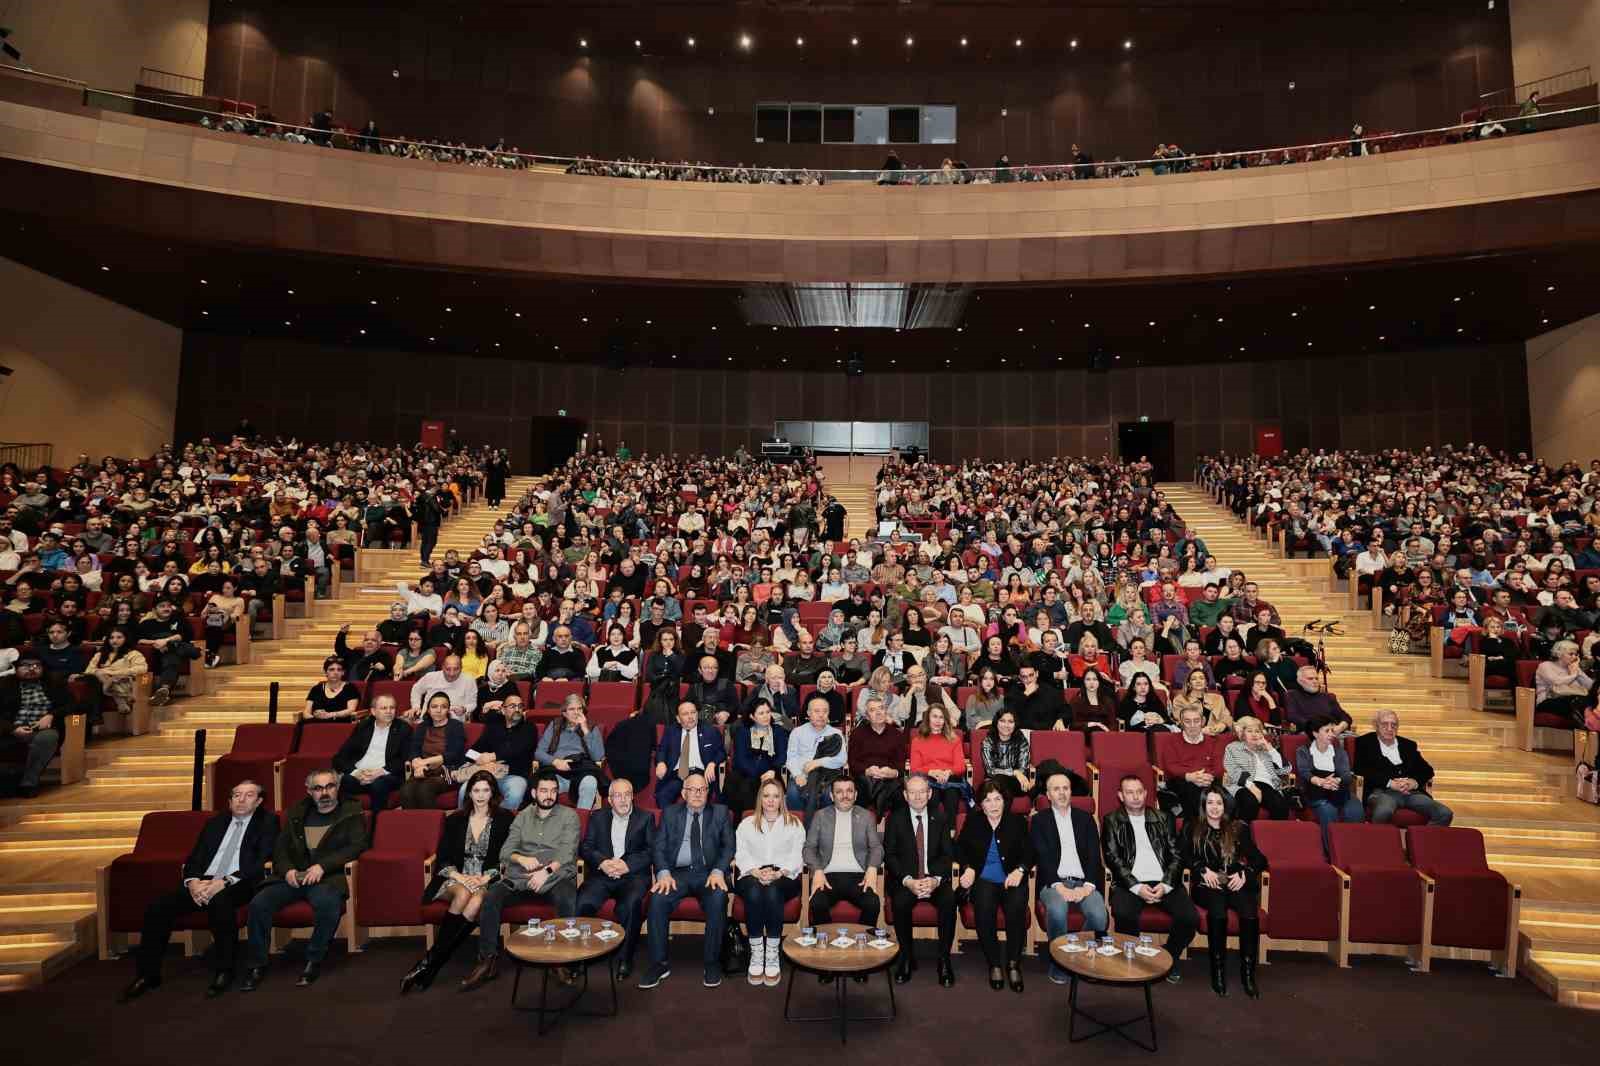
{"left": 98, "top": 442, "right": 1471, "bottom": 1005}
{"left": 1199, "top": 447, "right": 1600, "bottom": 732}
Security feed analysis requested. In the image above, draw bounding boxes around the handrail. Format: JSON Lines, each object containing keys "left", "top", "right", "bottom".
{"left": 1479, "top": 65, "right": 1592, "bottom": 105}
{"left": 68, "top": 83, "right": 1600, "bottom": 183}
{"left": 138, "top": 66, "right": 203, "bottom": 95}
{"left": 0, "top": 63, "right": 87, "bottom": 90}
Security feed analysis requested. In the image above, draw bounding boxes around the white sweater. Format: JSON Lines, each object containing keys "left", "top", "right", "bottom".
{"left": 734, "top": 815, "right": 806, "bottom": 878}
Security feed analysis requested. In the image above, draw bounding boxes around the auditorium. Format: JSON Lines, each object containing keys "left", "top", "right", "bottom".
{"left": 4, "top": 0, "right": 1600, "bottom": 1058}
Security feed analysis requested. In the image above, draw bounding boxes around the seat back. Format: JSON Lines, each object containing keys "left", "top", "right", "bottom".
{"left": 1329, "top": 823, "right": 1408, "bottom": 869}
{"left": 230, "top": 723, "right": 296, "bottom": 755}
{"left": 1515, "top": 659, "right": 1538, "bottom": 688}
{"left": 532, "top": 679, "right": 584, "bottom": 712}
{"left": 1405, "top": 826, "right": 1490, "bottom": 874}
{"left": 366, "top": 678, "right": 417, "bottom": 712}
{"left": 1097, "top": 763, "right": 1156, "bottom": 816}
{"left": 1279, "top": 733, "right": 1308, "bottom": 768}
{"left": 133, "top": 810, "right": 213, "bottom": 854}
{"left": 1028, "top": 729, "right": 1088, "bottom": 777}
{"left": 588, "top": 681, "right": 637, "bottom": 711}
{"left": 1090, "top": 730, "right": 1150, "bottom": 768}
{"left": 371, "top": 808, "right": 446, "bottom": 853}
{"left": 1252, "top": 820, "right": 1326, "bottom": 865}
{"left": 294, "top": 724, "right": 354, "bottom": 755}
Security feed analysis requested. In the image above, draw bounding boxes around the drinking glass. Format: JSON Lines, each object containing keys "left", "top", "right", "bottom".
{"left": 802, "top": 926, "right": 815, "bottom": 942}
{"left": 1124, "top": 941, "right": 1136, "bottom": 962}
{"left": 580, "top": 922, "right": 593, "bottom": 943}
{"left": 874, "top": 927, "right": 888, "bottom": 942}
{"left": 855, "top": 931, "right": 869, "bottom": 950}
{"left": 1140, "top": 934, "right": 1154, "bottom": 952}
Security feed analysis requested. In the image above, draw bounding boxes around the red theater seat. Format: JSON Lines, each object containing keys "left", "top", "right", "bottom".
{"left": 210, "top": 723, "right": 297, "bottom": 810}
{"left": 1407, "top": 826, "right": 1520, "bottom": 976}
{"left": 97, "top": 810, "right": 217, "bottom": 959}
{"left": 1252, "top": 821, "right": 1341, "bottom": 962}
{"left": 1328, "top": 823, "right": 1433, "bottom": 970}
{"left": 352, "top": 809, "right": 446, "bottom": 948}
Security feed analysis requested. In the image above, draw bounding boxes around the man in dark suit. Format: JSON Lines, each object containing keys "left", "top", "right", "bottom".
{"left": 577, "top": 778, "right": 656, "bottom": 978}
{"left": 653, "top": 700, "right": 726, "bottom": 808}
{"left": 119, "top": 780, "right": 279, "bottom": 1002}
{"left": 882, "top": 772, "right": 957, "bottom": 986}
{"left": 330, "top": 696, "right": 411, "bottom": 812}
{"left": 641, "top": 771, "right": 732, "bottom": 990}
{"left": 1353, "top": 710, "right": 1453, "bottom": 826}
{"left": 1031, "top": 770, "right": 1110, "bottom": 984}
{"left": 684, "top": 654, "right": 738, "bottom": 727}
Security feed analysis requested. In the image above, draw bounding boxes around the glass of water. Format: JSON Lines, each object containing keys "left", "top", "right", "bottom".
{"left": 580, "top": 922, "right": 592, "bottom": 943}
{"left": 1101, "top": 935, "right": 1115, "bottom": 950}
{"left": 874, "top": 926, "right": 888, "bottom": 942}
{"left": 802, "top": 926, "right": 815, "bottom": 942}
{"left": 1140, "top": 934, "right": 1154, "bottom": 952}
{"left": 566, "top": 918, "right": 578, "bottom": 932}
{"left": 855, "top": 930, "right": 869, "bottom": 950}
{"left": 525, "top": 917, "right": 542, "bottom": 934}
{"left": 1124, "top": 941, "right": 1136, "bottom": 962}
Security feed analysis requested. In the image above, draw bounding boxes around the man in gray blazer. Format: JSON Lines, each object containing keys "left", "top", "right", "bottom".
{"left": 802, "top": 777, "right": 883, "bottom": 938}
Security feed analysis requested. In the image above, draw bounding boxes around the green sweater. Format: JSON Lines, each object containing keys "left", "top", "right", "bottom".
{"left": 1187, "top": 597, "right": 1233, "bottom": 628}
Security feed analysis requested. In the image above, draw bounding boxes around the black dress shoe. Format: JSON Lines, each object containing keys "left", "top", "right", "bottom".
{"left": 617, "top": 959, "right": 633, "bottom": 980}
{"left": 1007, "top": 964, "right": 1024, "bottom": 993}
{"left": 988, "top": 966, "right": 1005, "bottom": 991}
{"left": 118, "top": 976, "right": 159, "bottom": 1003}
{"left": 239, "top": 967, "right": 266, "bottom": 993}
{"left": 818, "top": 973, "right": 835, "bottom": 985}
{"left": 296, "top": 962, "right": 321, "bottom": 987}
{"left": 205, "top": 972, "right": 231, "bottom": 999}
{"left": 400, "top": 955, "right": 432, "bottom": 995}
{"left": 894, "top": 958, "right": 914, "bottom": 985}
{"left": 937, "top": 957, "right": 955, "bottom": 987}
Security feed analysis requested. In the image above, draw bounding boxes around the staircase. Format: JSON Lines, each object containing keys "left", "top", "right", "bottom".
{"left": 816, "top": 456, "right": 880, "bottom": 540}
{"left": 0, "top": 478, "right": 534, "bottom": 989}
{"left": 1164, "top": 483, "right": 1600, "bottom": 1008}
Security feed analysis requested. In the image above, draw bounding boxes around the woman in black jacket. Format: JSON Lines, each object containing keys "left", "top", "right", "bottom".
{"left": 396, "top": 694, "right": 468, "bottom": 808}
{"left": 400, "top": 770, "right": 513, "bottom": 993}
{"left": 955, "top": 780, "right": 1035, "bottom": 992}
{"left": 640, "top": 627, "right": 687, "bottom": 724}
{"left": 1181, "top": 784, "right": 1265, "bottom": 999}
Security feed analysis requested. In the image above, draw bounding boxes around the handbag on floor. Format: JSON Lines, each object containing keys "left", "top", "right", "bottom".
{"left": 1577, "top": 762, "right": 1600, "bottom": 805}
{"left": 1388, "top": 628, "right": 1410, "bottom": 655}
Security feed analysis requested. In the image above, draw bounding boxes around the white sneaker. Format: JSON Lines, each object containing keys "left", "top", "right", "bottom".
{"left": 764, "top": 937, "right": 783, "bottom": 985}
{"left": 747, "top": 938, "right": 765, "bottom": 984}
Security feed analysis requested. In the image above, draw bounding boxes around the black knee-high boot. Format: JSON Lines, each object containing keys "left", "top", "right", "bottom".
{"left": 404, "top": 913, "right": 473, "bottom": 993}
{"left": 1207, "top": 921, "right": 1229, "bottom": 997}
{"left": 1238, "top": 917, "right": 1260, "bottom": 999}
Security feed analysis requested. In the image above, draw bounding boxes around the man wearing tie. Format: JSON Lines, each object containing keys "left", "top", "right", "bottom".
{"left": 640, "top": 771, "right": 733, "bottom": 990}
{"left": 119, "top": 781, "right": 279, "bottom": 1002}
{"left": 1030, "top": 770, "right": 1110, "bottom": 984}
{"left": 577, "top": 778, "right": 656, "bottom": 979}
{"left": 802, "top": 776, "right": 883, "bottom": 983}
{"left": 654, "top": 700, "right": 726, "bottom": 808}
{"left": 882, "top": 773, "right": 957, "bottom": 987}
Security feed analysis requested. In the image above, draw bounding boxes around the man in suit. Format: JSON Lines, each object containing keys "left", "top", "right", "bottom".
{"left": 882, "top": 772, "right": 957, "bottom": 986}
{"left": 119, "top": 781, "right": 279, "bottom": 1001}
{"left": 1031, "top": 770, "right": 1110, "bottom": 984}
{"left": 577, "top": 777, "right": 656, "bottom": 978}
{"left": 241, "top": 768, "right": 369, "bottom": 991}
{"left": 1100, "top": 774, "right": 1197, "bottom": 983}
{"left": 331, "top": 695, "right": 411, "bottom": 813}
{"left": 1353, "top": 710, "right": 1453, "bottom": 826}
{"left": 802, "top": 776, "right": 883, "bottom": 979}
{"left": 641, "top": 771, "right": 733, "bottom": 990}
{"left": 654, "top": 699, "right": 726, "bottom": 808}
{"left": 461, "top": 771, "right": 581, "bottom": 991}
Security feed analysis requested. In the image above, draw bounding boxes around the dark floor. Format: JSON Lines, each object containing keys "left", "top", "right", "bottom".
{"left": 15, "top": 937, "right": 1600, "bottom": 1065}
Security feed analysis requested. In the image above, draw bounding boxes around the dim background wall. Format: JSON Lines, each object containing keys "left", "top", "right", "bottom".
{"left": 177, "top": 334, "right": 1531, "bottom": 473}
{"left": 5, "top": 0, "right": 209, "bottom": 90}
{"left": 1526, "top": 312, "right": 1600, "bottom": 468}
{"left": 0, "top": 258, "right": 180, "bottom": 463}
{"left": 1510, "top": 0, "right": 1600, "bottom": 93}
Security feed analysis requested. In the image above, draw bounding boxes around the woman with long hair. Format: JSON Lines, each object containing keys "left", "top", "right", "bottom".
{"left": 641, "top": 627, "right": 687, "bottom": 724}
{"left": 981, "top": 708, "right": 1034, "bottom": 802}
{"left": 733, "top": 778, "right": 806, "bottom": 987}
{"left": 400, "top": 770, "right": 514, "bottom": 993}
{"left": 910, "top": 701, "right": 967, "bottom": 827}
{"left": 85, "top": 626, "right": 149, "bottom": 722}
{"left": 536, "top": 694, "right": 607, "bottom": 809}
{"left": 1069, "top": 667, "right": 1116, "bottom": 732}
{"left": 457, "top": 629, "right": 490, "bottom": 680}
{"left": 963, "top": 665, "right": 1007, "bottom": 730}
{"left": 1171, "top": 669, "right": 1235, "bottom": 736}
{"left": 1182, "top": 784, "right": 1264, "bottom": 998}
{"left": 1117, "top": 672, "right": 1170, "bottom": 732}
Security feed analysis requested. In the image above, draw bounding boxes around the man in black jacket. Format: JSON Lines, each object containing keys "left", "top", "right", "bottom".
{"left": 331, "top": 696, "right": 411, "bottom": 812}
{"left": 1353, "top": 710, "right": 1453, "bottom": 826}
{"left": 535, "top": 626, "right": 587, "bottom": 681}
{"left": 685, "top": 654, "right": 738, "bottom": 727}
{"left": 135, "top": 599, "right": 202, "bottom": 706}
{"left": 119, "top": 780, "right": 279, "bottom": 1001}
{"left": 882, "top": 773, "right": 957, "bottom": 986}
{"left": 1100, "top": 774, "right": 1197, "bottom": 981}
{"left": 576, "top": 778, "right": 656, "bottom": 978}
{"left": 464, "top": 694, "right": 539, "bottom": 809}
{"left": 331, "top": 624, "right": 393, "bottom": 682}
{"left": 1031, "top": 771, "right": 1110, "bottom": 984}
{"left": 414, "top": 484, "right": 445, "bottom": 565}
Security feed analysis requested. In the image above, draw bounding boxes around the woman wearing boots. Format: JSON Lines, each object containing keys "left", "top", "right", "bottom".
{"left": 1182, "top": 784, "right": 1264, "bottom": 998}
{"left": 401, "top": 770, "right": 513, "bottom": 993}
{"left": 733, "top": 779, "right": 805, "bottom": 987}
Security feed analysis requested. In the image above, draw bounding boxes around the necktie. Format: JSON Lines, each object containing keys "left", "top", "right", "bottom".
{"left": 212, "top": 819, "right": 244, "bottom": 879}
{"left": 914, "top": 814, "right": 927, "bottom": 878}
{"left": 689, "top": 811, "right": 704, "bottom": 869}
{"left": 678, "top": 729, "right": 693, "bottom": 780}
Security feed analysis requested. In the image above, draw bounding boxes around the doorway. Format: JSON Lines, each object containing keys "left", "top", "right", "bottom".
{"left": 527, "top": 416, "right": 586, "bottom": 474}
{"left": 1117, "top": 420, "right": 1176, "bottom": 482}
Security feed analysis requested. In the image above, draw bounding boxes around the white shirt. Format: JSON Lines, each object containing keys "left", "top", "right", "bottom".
{"left": 1127, "top": 813, "right": 1165, "bottom": 884}
{"left": 1377, "top": 736, "right": 1404, "bottom": 766}
{"left": 825, "top": 808, "right": 862, "bottom": 874}
{"left": 734, "top": 815, "right": 805, "bottom": 876}
{"left": 353, "top": 724, "right": 392, "bottom": 772}
{"left": 1053, "top": 807, "right": 1086, "bottom": 881}
{"left": 198, "top": 815, "right": 252, "bottom": 881}
{"left": 610, "top": 811, "right": 631, "bottom": 864}
{"left": 683, "top": 728, "right": 704, "bottom": 771}
{"left": 1309, "top": 742, "right": 1337, "bottom": 773}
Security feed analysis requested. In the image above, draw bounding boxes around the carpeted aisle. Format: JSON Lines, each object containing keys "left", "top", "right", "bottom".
{"left": 17, "top": 937, "right": 1600, "bottom": 1064}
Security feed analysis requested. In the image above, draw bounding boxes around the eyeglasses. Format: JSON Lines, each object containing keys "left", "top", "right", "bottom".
{"left": 309, "top": 783, "right": 339, "bottom": 792}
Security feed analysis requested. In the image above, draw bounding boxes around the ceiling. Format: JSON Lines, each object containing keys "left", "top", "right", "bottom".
{"left": 5, "top": 207, "right": 1593, "bottom": 372}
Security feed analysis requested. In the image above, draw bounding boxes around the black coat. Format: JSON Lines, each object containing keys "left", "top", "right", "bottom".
{"left": 883, "top": 804, "right": 956, "bottom": 885}
{"left": 331, "top": 717, "right": 413, "bottom": 777}
{"left": 1352, "top": 732, "right": 1437, "bottom": 801}
{"left": 1029, "top": 803, "right": 1105, "bottom": 893}
{"left": 955, "top": 810, "right": 1035, "bottom": 878}
{"left": 182, "top": 807, "right": 279, "bottom": 891}
{"left": 421, "top": 808, "right": 514, "bottom": 901}
{"left": 578, "top": 807, "right": 656, "bottom": 882}
{"left": 474, "top": 712, "right": 539, "bottom": 779}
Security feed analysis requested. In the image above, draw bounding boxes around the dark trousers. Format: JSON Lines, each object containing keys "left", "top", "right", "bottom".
{"left": 1192, "top": 882, "right": 1261, "bottom": 957}
{"left": 152, "top": 641, "right": 201, "bottom": 688}
{"left": 477, "top": 876, "right": 579, "bottom": 960}
{"left": 1231, "top": 783, "right": 1290, "bottom": 821}
{"left": 1109, "top": 882, "right": 1198, "bottom": 958}
{"left": 968, "top": 878, "right": 1029, "bottom": 966}
{"left": 807, "top": 871, "right": 881, "bottom": 928}
{"left": 136, "top": 881, "right": 255, "bottom": 978}
{"left": 736, "top": 875, "right": 800, "bottom": 939}
{"left": 576, "top": 873, "right": 649, "bottom": 962}
{"left": 419, "top": 524, "right": 439, "bottom": 565}
{"left": 854, "top": 774, "right": 902, "bottom": 817}
{"left": 645, "top": 867, "right": 727, "bottom": 969}
{"left": 339, "top": 771, "right": 401, "bottom": 812}
{"left": 246, "top": 880, "right": 345, "bottom": 965}
{"left": 888, "top": 882, "right": 956, "bottom": 959}
{"left": 6, "top": 727, "right": 60, "bottom": 787}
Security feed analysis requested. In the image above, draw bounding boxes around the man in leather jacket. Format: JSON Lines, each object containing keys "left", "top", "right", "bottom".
{"left": 1100, "top": 773, "right": 1198, "bottom": 981}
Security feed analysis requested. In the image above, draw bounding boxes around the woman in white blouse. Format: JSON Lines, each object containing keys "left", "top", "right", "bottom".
{"left": 734, "top": 779, "right": 806, "bottom": 987}
{"left": 586, "top": 624, "right": 641, "bottom": 681}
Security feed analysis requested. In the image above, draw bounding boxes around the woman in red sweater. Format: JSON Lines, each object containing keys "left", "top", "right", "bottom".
{"left": 910, "top": 701, "right": 968, "bottom": 828}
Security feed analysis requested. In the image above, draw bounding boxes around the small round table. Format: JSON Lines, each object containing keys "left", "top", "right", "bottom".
{"left": 504, "top": 919, "right": 624, "bottom": 1034}
{"left": 1050, "top": 932, "right": 1173, "bottom": 1052}
{"left": 782, "top": 923, "right": 899, "bottom": 1044}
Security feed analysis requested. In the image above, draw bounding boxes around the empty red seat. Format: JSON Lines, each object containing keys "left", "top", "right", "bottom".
{"left": 280, "top": 724, "right": 355, "bottom": 803}
{"left": 1407, "top": 826, "right": 1519, "bottom": 974}
{"left": 100, "top": 811, "right": 217, "bottom": 953}
{"left": 1328, "top": 823, "right": 1432, "bottom": 969}
{"left": 353, "top": 809, "right": 446, "bottom": 944}
{"left": 1252, "top": 820, "right": 1341, "bottom": 960}
{"left": 1089, "top": 731, "right": 1151, "bottom": 770}
{"left": 211, "top": 723, "right": 297, "bottom": 810}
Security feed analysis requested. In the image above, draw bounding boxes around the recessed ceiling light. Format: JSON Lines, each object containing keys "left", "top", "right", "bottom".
{"left": 1457, "top": 327, "right": 1465, "bottom": 333}
{"left": 358, "top": 328, "right": 366, "bottom": 334}
{"left": 1083, "top": 322, "right": 1091, "bottom": 328}
{"left": 582, "top": 317, "right": 588, "bottom": 322}
{"left": 445, "top": 306, "right": 452, "bottom": 312}
{"left": 1216, "top": 317, "right": 1223, "bottom": 323}
{"left": 201, "top": 310, "right": 208, "bottom": 316}
{"left": 1378, "top": 335, "right": 1386, "bottom": 340}
{"left": 850, "top": 36, "right": 859, "bottom": 46}
{"left": 369, "top": 299, "right": 377, "bottom": 305}
{"left": 286, "top": 289, "right": 294, "bottom": 295}
{"left": 283, "top": 320, "right": 291, "bottom": 326}
{"left": 957, "top": 327, "right": 964, "bottom": 332}
{"left": 1016, "top": 327, "right": 1024, "bottom": 332}
{"left": 100, "top": 265, "right": 109, "bottom": 271}
{"left": 1306, "top": 341, "right": 1313, "bottom": 347}
{"left": 1148, "top": 320, "right": 1155, "bottom": 326}
{"left": 514, "top": 312, "right": 521, "bottom": 318}
{"left": 1291, "top": 311, "right": 1299, "bottom": 317}
{"left": 494, "top": 342, "right": 500, "bottom": 347}
{"left": 1015, "top": 38, "right": 1023, "bottom": 47}
{"left": 960, "top": 37, "right": 968, "bottom": 46}
{"left": 200, "top": 279, "right": 207, "bottom": 285}
{"left": 781, "top": 357, "right": 788, "bottom": 363}
{"left": 428, "top": 336, "right": 434, "bottom": 342}
{"left": 634, "top": 39, "right": 641, "bottom": 48}
{"left": 712, "top": 326, "right": 718, "bottom": 331}
{"left": 1453, "top": 296, "right": 1461, "bottom": 302}
{"left": 905, "top": 36, "right": 914, "bottom": 46}
{"left": 645, "top": 319, "right": 652, "bottom": 325}
{"left": 796, "top": 36, "right": 803, "bottom": 46}
{"left": 1000, "top": 357, "right": 1007, "bottom": 363}
{"left": 727, "top": 355, "right": 734, "bottom": 361}
{"left": 1123, "top": 39, "right": 1133, "bottom": 49}
{"left": 1542, "top": 318, "right": 1549, "bottom": 324}
{"left": 579, "top": 39, "right": 587, "bottom": 48}
{"left": 740, "top": 33, "right": 752, "bottom": 49}
{"left": 1368, "top": 304, "right": 1375, "bottom": 310}
{"left": 1547, "top": 285, "right": 1555, "bottom": 292}
{"left": 1070, "top": 38, "right": 1078, "bottom": 48}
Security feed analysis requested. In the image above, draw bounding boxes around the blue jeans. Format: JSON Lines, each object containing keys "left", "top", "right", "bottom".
{"left": 557, "top": 772, "right": 600, "bottom": 810}
{"left": 246, "top": 880, "right": 344, "bottom": 965}
{"left": 1307, "top": 792, "right": 1364, "bottom": 852}
{"left": 1367, "top": 788, "right": 1453, "bottom": 826}
{"left": 1041, "top": 878, "right": 1110, "bottom": 979}
{"left": 645, "top": 867, "right": 727, "bottom": 972}
{"left": 460, "top": 774, "right": 526, "bottom": 810}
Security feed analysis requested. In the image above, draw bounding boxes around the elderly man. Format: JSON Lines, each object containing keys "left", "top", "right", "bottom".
{"left": 882, "top": 772, "right": 957, "bottom": 985}
{"left": 654, "top": 700, "right": 726, "bottom": 808}
{"left": 1283, "top": 665, "right": 1352, "bottom": 733}
{"left": 495, "top": 621, "right": 542, "bottom": 681}
{"left": 536, "top": 625, "right": 588, "bottom": 680}
{"left": 641, "top": 770, "right": 733, "bottom": 990}
{"left": 331, "top": 624, "right": 392, "bottom": 682}
{"left": 785, "top": 696, "right": 847, "bottom": 812}
{"left": 685, "top": 654, "right": 738, "bottom": 727}
{"left": 849, "top": 695, "right": 908, "bottom": 815}
{"left": 746, "top": 662, "right": 800, "bottom": 726}
{"left": 577, "top": 778, "right": 656, "bottom": 978}
{"left": 409, "top": 654, "right": 476, "bottom": 722}
{"left": 241, "top": 768, "right": 368, "bottom": 991}
{"left": 1353, "top": 710, "right": 1453, "bottom": 826}
{"left": 120, "top": 780, "right": 279, "bottom": 1001}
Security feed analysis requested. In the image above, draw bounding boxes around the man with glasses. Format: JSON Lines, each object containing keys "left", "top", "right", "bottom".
{"left": 241, "top": 769, "right": 368, "bottom": 991}
{"left": 641, "top": 771, "right": 733, "bottom": 989}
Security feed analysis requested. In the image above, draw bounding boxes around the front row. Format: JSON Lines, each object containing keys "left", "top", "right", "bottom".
{"left": 120, "top": 764, "right": 1264, "bottom": 1003}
